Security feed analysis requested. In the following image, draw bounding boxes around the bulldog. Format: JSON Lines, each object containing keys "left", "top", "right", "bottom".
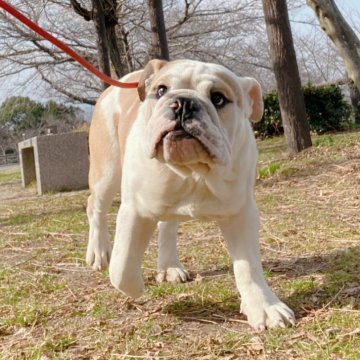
{"left": 86, "top": 59, "right": 295, "bottom": 330}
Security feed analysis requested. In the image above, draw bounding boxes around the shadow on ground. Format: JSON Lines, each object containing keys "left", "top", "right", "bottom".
{"left": 266, "top": 245, "right": 360, "bottom": 317}
{"left": 163, "top": 246, "right": 359, "bottom": 325}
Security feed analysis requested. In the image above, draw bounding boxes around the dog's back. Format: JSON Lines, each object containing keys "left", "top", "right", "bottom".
{"left": 88, "top": 70, "right": 142, "bottom": 188}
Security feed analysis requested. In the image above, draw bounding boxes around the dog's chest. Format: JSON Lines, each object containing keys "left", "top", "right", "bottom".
{"left": 132, "top": 173, "right": 244, "bottom": 221}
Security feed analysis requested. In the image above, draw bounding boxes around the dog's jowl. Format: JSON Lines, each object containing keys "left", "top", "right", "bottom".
{"left": 86, "top": 59, "right": 295, "bottom": 330}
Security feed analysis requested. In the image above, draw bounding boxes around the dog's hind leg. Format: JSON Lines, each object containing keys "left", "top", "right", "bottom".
{"left": 86, "top": 169, "right": 120, "bottom": 271}
{"left": 86, "top": 96, "right": 121, "bottom": 271}
{"left": 155, "top": 221, "right": 191, "bottom": 283}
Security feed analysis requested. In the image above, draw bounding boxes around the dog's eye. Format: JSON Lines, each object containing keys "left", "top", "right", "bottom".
{"left": 210, "top": 92, "right": 228, "bottom": 108}
{"left": 156, "top": 85, "right": 168, "bottom": 99}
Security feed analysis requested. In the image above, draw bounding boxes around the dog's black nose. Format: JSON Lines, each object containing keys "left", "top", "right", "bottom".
{"left": 170, "top": 97, "right": 197, "bottom": 129}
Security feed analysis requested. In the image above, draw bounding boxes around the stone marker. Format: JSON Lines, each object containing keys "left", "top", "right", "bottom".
{"left": 18, "top": 132, "right": 89, "bottom": 195}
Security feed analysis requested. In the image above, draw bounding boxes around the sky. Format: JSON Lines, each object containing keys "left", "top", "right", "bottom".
{"left": 0, "top": 0, "right": 359, "bottom": 114}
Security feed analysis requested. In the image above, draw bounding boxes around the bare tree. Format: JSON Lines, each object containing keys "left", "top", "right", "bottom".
{"left": 91, "top": 0, "right": 111, "bottom": 89}
{"left": 348, "top": 76, "right": 360, "bottom": 124}
{"left": 147, "top": 0, "right": 169, "bottom": 60}
{"left": 262, "top": 0, "right": 312, "bottom": 154}
{"left": 0, "top": 0, "right": 99, "bottom": 104}
{"left": 0, "top": 0, "right": 353, "bottom": 110}
{"left": 307, "top": 0, "right": 360, "bottom": 91}
{"left": 0, "top": 0, "right": 270, "bottom": 104}
{"left": 294, "top": 29, "right": 344, "bottom": 85}
{"left": 307, "top": 0, "right": 360, "bottom": 124}
{"left": 71, "top": 0, "right": 133, "bottom": 78}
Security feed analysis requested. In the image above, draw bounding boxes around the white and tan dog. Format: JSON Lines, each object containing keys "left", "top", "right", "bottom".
{"left": 86, "top": 59, "right": 295, "bottom": 330}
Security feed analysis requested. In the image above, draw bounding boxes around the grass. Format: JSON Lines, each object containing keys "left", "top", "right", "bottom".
{"left": 0, "top": 169, "right": 21, "bottom": 182}
{"left": 0, "top": 131, "right": 360, "bottom": 359}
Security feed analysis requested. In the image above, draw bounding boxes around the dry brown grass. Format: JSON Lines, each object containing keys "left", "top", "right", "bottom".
{"left": 0, "top": 132, "right": 359, "bottom": 359}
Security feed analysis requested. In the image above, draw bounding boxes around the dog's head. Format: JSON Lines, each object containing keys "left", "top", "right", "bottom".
{"left": 137, "top": 59, "right": 263, "bottom": 168}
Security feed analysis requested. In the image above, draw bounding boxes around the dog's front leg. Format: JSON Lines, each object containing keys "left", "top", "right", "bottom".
{"left": 218, "top": 201, "right": 295, "bottom": 331}
{"left": 109, "top": 205, "right": 156, "bottom": 298}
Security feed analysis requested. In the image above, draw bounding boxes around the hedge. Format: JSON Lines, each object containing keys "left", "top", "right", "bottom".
{"left": 253, "top": 83, "right": 352, "bottom": 138}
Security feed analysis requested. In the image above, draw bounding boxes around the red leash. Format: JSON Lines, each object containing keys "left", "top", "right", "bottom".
{"left": 0, "top": 0, "right": 138, "bottom": 89}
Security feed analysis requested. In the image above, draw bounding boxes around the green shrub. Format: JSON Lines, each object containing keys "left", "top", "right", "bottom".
{"left": 303, "top": 83, "right": 351, "bottom": 134}
{"left": 254, "top": 83, "right": 352, "bottom": 138}
{"left": 253, "top": 91, "right": 283, "bottom": 138}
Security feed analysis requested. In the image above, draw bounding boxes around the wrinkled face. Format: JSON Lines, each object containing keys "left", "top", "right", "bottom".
{"left": 139, "top": 60, "right": 263, "bottom": 168}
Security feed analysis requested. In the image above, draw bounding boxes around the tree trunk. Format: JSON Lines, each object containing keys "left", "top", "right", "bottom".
{"left": 102, "top": 0, "right": 132, "bottom": 78}
{"left": 106, "top": 26, "right": 126, "bottom": 78}
{"left": 262, "top": 0, "right": 312, "bottom": 154}
{"left": 307, "top": 0, "right": 360, "bottom": 93}
{"left": 119, "top": 28, "right": 134, "bottom": 74}
{"left": 71, "top": 0, "right": 131, "bottom": 79}
{"left": 348, "top": 80, "right": 360, "bottom": 125}
{"left": 92, "top": 0, "right": 111, "bottom": 89}
{"left": 147, "top": 0, "right": 170, "bottom": 61}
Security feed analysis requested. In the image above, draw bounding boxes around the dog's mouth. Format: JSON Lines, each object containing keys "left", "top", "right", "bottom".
{"left": 162, "top": 128, "right": 194, "bottom": 141}
{"left": 154, "top": 125, "right": 215, "bottom": 166}
{"left": 157, "top": 125, "right": 210, "bottom": 152}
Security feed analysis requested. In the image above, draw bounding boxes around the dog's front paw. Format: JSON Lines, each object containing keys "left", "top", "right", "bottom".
{"left": 86, "top": 241, "right": 112, "bottom": 271}
{"left": 241, "top": 297, "right": 295, "bottom": 331}
{"left": 156, "top": 267, "right": 191, "bottom": 283}
{"left": 109, "top": 259, "right": 144, "bottom": 299}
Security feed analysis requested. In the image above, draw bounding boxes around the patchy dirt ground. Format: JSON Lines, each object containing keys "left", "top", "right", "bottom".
{"left": 1, "top": 133, "right": 360, "bottom": 359}
{"left": 0, "top": 180, "right": 36, "bottom": 202}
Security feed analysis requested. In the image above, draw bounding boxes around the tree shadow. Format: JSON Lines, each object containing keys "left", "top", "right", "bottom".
{"left": 164, "top": 246, "right": 360, "bottom": 325}
{"left": 163, "top": 295, "right": 245, "bottom": 326}
{"left": 264, "top": 245, "right": 360, "bottom": 318}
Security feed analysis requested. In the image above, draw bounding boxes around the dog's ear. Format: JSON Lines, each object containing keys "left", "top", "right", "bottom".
{"left": 242, "top": 77, "right": 264, "bottom": 122}
{"left": 138, "top": 59, "right": 168, "bottom": 101}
